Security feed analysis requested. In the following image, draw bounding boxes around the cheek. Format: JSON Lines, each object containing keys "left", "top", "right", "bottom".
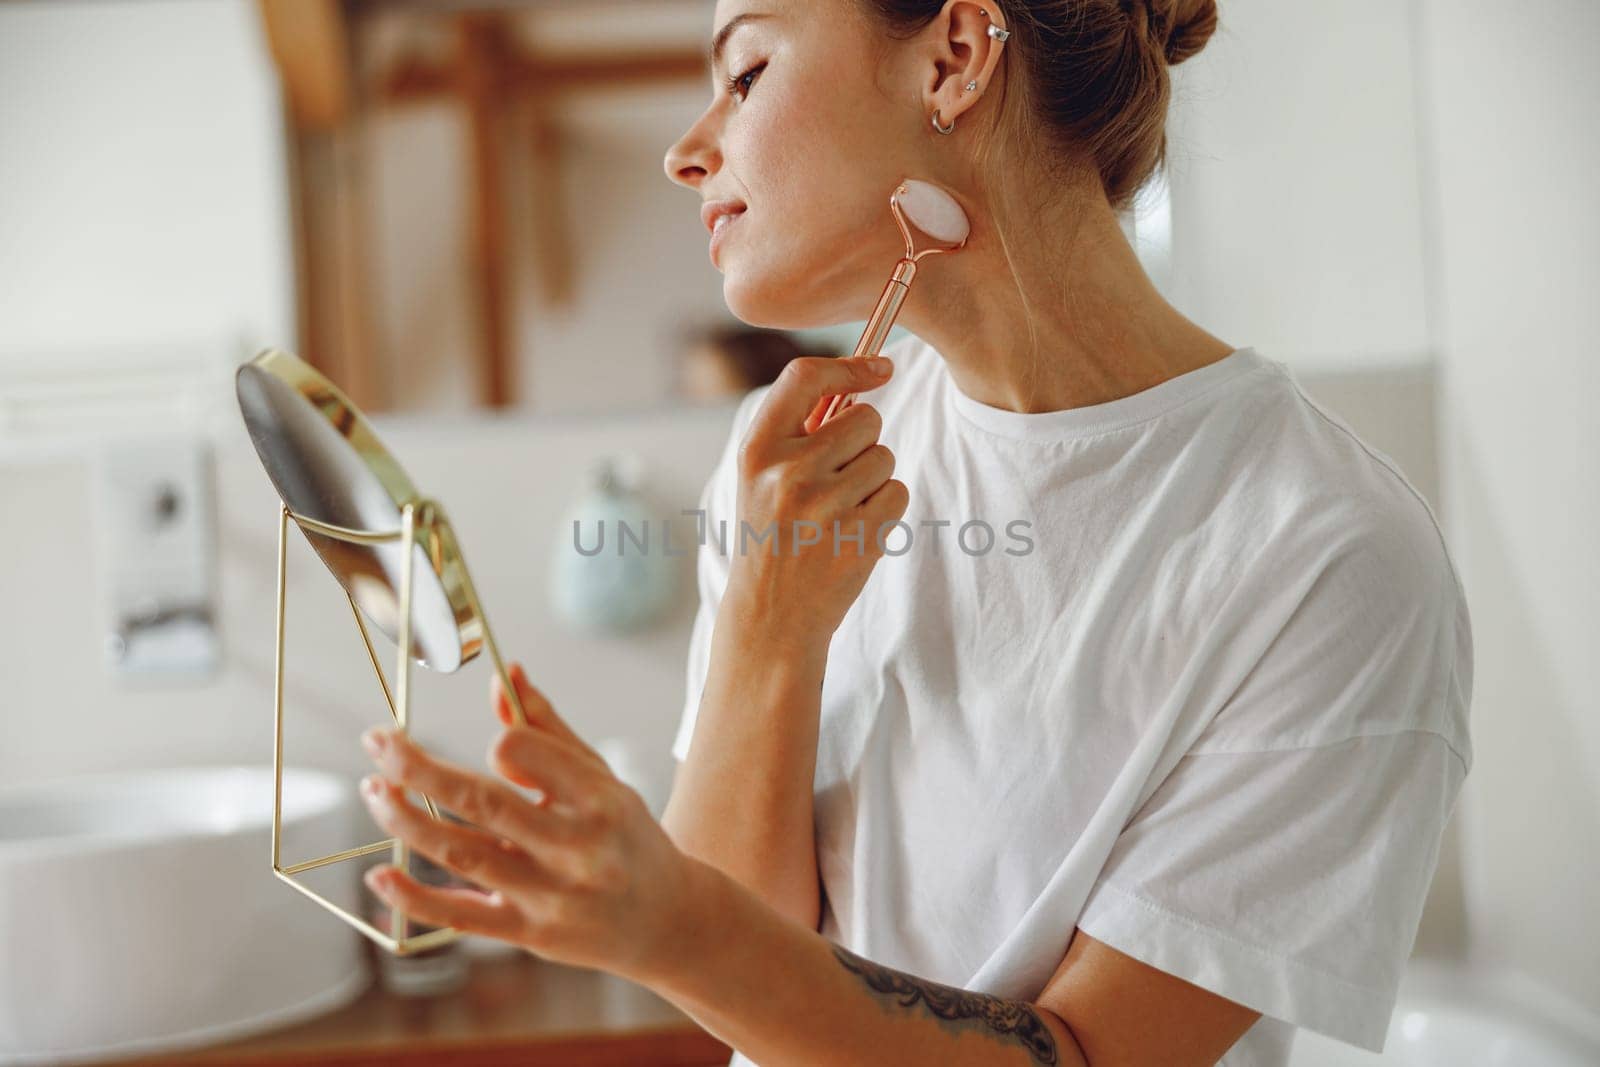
{"left": 722, "top": 99, "right": 902, "bottom": 325}
{"left": 737, "top": 95, "right": 838, "bottom": 242}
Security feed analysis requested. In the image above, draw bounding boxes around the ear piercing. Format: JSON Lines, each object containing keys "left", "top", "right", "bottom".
{"left": 979, "top": 7, "right": 1011, "bottom": 42}
{"left": 935, "top": 8, "right": 1008, "bottom": 134}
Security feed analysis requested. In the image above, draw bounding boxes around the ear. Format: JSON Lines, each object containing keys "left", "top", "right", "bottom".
{"left": 924, "top": 0, "right": 1010, "bottom": 127}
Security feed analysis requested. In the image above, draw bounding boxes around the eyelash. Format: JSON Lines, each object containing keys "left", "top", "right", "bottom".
{"left": 724, "top": 62, "right": 766, "bottom": 101}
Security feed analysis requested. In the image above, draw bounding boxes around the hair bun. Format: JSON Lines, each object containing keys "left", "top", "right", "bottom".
{"left": 1151, "top": 0, "right": 1218, "bottom": 65}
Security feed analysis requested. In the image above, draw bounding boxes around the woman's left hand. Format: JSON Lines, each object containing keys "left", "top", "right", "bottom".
{"left": 357, "top": 661, "right": 698, "bottom": 984}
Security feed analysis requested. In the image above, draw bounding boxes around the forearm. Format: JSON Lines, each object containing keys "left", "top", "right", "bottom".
{"left": 641, "top": 858, "right": 1087, "bottom": 1067}
{"left": 662, "top": 583, "right": 828, "bottom": 929}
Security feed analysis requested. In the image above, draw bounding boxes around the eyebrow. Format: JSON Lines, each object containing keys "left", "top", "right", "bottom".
{"left": 709, "top": 12, "right": 775, "bottom": 72}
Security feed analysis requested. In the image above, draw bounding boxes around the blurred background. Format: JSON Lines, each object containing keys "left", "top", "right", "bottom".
{"left": 0, "top": 1, "right": 1595, "bottom": 1064}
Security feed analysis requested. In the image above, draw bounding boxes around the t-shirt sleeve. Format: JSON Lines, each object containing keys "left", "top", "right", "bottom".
{"left": 1075, "top": 512, "right": 1474, "bottom": 1053}
{"left": 671, "top": 385, "right": 772, "bottom": 764}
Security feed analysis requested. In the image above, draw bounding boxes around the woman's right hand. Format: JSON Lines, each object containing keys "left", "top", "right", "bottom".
{"left": 720, "top": 355, "right": 911, "bottom": 653}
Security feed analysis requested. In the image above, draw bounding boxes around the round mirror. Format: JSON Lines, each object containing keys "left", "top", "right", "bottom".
{"left": 236, "top": 349, "right": 482, "bottom": 673}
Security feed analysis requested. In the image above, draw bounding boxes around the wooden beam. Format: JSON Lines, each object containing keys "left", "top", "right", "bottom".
{"left": 256, "top": 0, "right": 352, "bottom": 130}
{"left": 380, "top": 54, "right": 462, "bottom": 104}
{"left": 380, "top": 48, "right": 708, "bottom": 108}
{"left": 459, "top": 14, "right": 515, "bottom": 408}
{"left": 508, "top": 50, "right": 710, "bottom": 95}
{"left": 283, "top": 120, "right": 324, "bottom": 372}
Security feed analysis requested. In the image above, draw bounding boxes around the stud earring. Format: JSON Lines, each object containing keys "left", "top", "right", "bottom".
{"left": 964, "top": 80, "right": 978, "bottom": 92}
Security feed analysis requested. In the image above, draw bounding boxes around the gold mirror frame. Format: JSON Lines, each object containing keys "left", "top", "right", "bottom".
{"left": 236, "top": 349, "right": 529, "bottom": 954}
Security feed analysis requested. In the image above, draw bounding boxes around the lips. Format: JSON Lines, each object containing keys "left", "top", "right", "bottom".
{"left": 701, "top": 198, "right": 748, "bottom": 235}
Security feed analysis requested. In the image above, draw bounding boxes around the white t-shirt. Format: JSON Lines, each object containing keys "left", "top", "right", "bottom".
{"left": 671, "top": 337, "right": 1473, "bottom": 1066}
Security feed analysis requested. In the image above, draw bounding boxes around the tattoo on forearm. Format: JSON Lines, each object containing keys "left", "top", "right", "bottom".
{"left": 831, "top": 945, "right": 1059, "bottom": 1064}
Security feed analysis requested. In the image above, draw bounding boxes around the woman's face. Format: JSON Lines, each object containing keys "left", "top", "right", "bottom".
{"left": 664, "top": 0, "right": 949, "bottom": 329}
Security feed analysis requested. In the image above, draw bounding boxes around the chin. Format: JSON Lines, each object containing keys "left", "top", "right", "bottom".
{"left": 721, "top": 258, "right": 870, "bottom": 331}
{"left": 722, "top": 272, "right": 826, "bottom": 331}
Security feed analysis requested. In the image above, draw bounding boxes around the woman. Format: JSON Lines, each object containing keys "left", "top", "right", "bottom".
{"left": 356, "top": 2, "right": 1473, "bottom": 1064}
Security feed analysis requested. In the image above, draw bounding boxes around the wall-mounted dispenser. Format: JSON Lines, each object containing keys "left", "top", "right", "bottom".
{"left": 91, "top": 434, "right": 220, "bottom": 680}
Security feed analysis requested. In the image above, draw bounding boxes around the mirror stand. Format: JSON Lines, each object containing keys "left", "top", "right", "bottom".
{"left": 268, "top": 498, "right": 526, "bottom": 956}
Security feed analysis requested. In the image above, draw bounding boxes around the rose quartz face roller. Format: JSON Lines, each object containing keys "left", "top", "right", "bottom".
{"left": 816, "top": 178, "right": 971, "bottom": 427}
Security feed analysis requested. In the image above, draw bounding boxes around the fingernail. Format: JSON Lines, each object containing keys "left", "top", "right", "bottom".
{"left": 866, "top": 356, "right": 893, "bottom": 376}
{"left": 363, "top": 866, "right": 391, "bottom": 892}
{"left": 360, "top": 775, "right": 385, "bottom": 802}
{"left": 361, "top": 729, "right": 387, "bottom": 758}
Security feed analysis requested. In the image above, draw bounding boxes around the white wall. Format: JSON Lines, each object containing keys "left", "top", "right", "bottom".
{"left": 1165, "top": 0, "right": 1430, "bottom": 372}
{"left": 0, "top": 0, "right": 293, "bottom": 360}
{"left": 1415, "top": 0, "right": 1600, "bottom": 1013}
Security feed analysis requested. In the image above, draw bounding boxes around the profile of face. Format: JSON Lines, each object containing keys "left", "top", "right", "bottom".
{"left": 663, "top": 0, "right": 991, "bottom": 331}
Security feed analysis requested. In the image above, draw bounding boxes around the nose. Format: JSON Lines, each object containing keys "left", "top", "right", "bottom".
{"left": 664, "top": 107, "right": 721, "bottom": 191}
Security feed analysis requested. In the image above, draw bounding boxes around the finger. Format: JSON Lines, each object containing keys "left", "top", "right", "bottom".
{"left": 751, "top": 356, "right": 892, "bottom": 444}
{"left": 803, "top": 395, "right": 832, "bottom": 435}
{"left": 805, "top": 391, "right": 856, "bottom": 435}
{"left": 812, "top": 389, "right": 864, "bottom": 433}
{"left": 836, "top": 443, "right": 896, "bottom": 508}
{"left": 363, "top": 864, "right": 523, "bottom": 940}
{"left": 493, "top": 663, "right": 584, "bottom": 747}
{"left": 491, "top": 727, "right": 625, "bottom": 831}
{"left": 491, "top": 662, "right": 554, "bottom": 731}
{"left": 859, "top": 478, "right": 911, "bottom": 529}
{"left": 362, "top": 728, "right": 582, "bottom": 847}
{"left": 805, "top": 401, "right": 883, "bottom": 471}
{"left": 361, "top": 775, "right": 559, "bottom": 892}
{"left": 504, "top": 664, "right": 613, "bottom": 771}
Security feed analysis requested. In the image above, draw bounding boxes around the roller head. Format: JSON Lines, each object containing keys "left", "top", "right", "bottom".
{"left": 897, "top": 179, "right": 970, "bottom": 245}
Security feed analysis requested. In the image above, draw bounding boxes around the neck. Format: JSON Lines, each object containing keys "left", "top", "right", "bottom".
{"left": 897, "top": 181, "right": 1235, "bottom": 414}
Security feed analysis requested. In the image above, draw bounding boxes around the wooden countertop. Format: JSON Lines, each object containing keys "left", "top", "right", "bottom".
{"left": 113, "top": 950, "right": 732, "bottom": 1066}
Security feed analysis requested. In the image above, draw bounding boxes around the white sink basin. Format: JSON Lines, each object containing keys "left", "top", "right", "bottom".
{"left": 1290, "top": 959, "right": 1600, "bottom": 1066}
{"left": 0, "top": 767, "right": 368, "bottom": 1065}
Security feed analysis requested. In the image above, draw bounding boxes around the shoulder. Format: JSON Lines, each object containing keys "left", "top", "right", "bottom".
{"left": 1191, "top": 363, "right": 1473, "bottom": 766}
{"left": 1274, "top": 364, "right": 1465, "bottom": 616}
{"left": 1199, "top": 508, "right": 1473, "bottom": 771}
